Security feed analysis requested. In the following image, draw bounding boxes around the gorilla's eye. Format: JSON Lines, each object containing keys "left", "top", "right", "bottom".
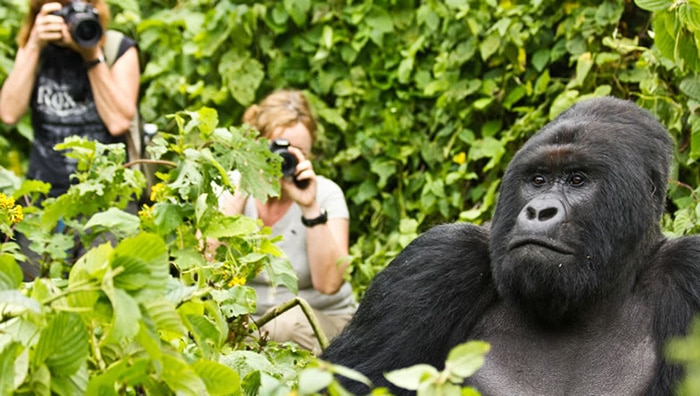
{"left": 532, "top": 175, "right": 546, "bottom": 186}
{"left": 569, "top": 174, "right": 586, "bottom": 186}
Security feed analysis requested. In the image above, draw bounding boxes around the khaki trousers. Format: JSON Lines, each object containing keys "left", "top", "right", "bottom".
{"left": 259, "top": 304, "right": 353, "bottom": 355}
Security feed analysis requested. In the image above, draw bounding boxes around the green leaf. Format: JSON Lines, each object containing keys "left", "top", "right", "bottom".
{"left": 33, "top": 312, "right": 89, "bottom": 376}
{"left": 298, "top": 367, "right": 334, "bottom": 394}
{"left": 220, "top": 49, "right": 265, "bottom": 106}
{"left": 0, "top": 255, "right": 22, "bottom": 290}
{"left": 265, "top": 256, "right": 298, "bottom": 295}
{"left": 102, "top": 288, "right": 141, "bottom": 345}
{"left": 191, "top": 359, "right": 241, "bottom": 395}
{"left": 634, "top": 0, "right": 672, "bottom": 12}
{"left": 210, "top": 286, "right": 257, "bottom": 318}
{"left": 0, "top": 342, "right": 22, "bottom": 394}
{"left": 84, "top": 207, "right": 140, "bottom": 238}
{"left": 384, "top": 364, "right": 439, "bottom": 391}
{"left": 365, "top": 6, "right": 394, "bottom": 33}
{"left": 283, "top": 0, "right": 310, "bottom": 27}
{"left": 0, "top": 290, "right": 42, "bottom": 316}
{"left": 161, "top": 354, "right": 208, "bottom": 395}
{"left": 111, "top": 233, "right": 169, "bottom": 301}
{"left": 143, "top": 297, "right": 186, "bottom": 337}
{"left": 444, "top": 341, "right": 491, "bottom": 379}
{"left": 206, "top": 215, "right": 259, "bottom": 239}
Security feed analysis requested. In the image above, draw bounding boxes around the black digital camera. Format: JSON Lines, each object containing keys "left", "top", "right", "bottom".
{"left": 52, "top": 1, "right": 102, "bottom": 48}
{"left": 269, "top": 139, "right": 309, "bottom": 189}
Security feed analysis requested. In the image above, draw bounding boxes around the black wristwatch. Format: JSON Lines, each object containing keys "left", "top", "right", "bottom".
{"left": 85, "top": 53, "right": 105, "bottom": 69}
{"left": 301, "top": 209, "right": 328, "bottom": 227}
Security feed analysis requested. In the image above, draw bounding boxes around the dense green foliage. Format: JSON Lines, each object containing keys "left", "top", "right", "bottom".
{"left": 2, "top": 0, "right": 700, "bottom": 394}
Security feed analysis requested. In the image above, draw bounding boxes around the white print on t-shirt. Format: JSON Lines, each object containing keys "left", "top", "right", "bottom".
{"left": 35, "top": 78, "right": 87, "bottom": 118}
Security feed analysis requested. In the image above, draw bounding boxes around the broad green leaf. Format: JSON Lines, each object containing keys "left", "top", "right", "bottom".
{"left": 111, "top": 233, "right": 169, "bottom": 301}
{"left": 220, "top": 49, "right": 265, "bottom": 106}
{"left": 681, "top": 76, "right": 700, "bottom": 101}
{"left": 365, "top": 6, "right": 394, "bottom": 33}
{"left": 444, "top": 341, "right": 490, "bottom": 379}
{"left": 265, "top": 256, "right": 298, "bottom": 295}
{"left": 283, "top": 0, "right": 310, "bottom": 27}
{"left": 384, "top": 364, "right": 439, "bottom": 391}
{"left": 191, "top": 359, "right": 241, "bottom": 395}
{"left": 0, "top": 290, "right": 42, "bottom": 316}
{"left": 33, "top": 312, "right": 89, "bottom": 376}
{"left": 84, "top": 208, "right": 140, "bottom": 237}
{"left": 86, "top": 358, "right": 151, "bottom": 394}
{"left": 102, "top": 288, "right": 141, "bottom": 345}
{"left": 143, "top": 297, "right": 186, "bottom": 337}
{"left": 0, "top": 342, "right": 21, "bottom": 395}
{"left": 634, "top": 0, "right": 672, "bottom": 12}
{"left": 0, "top": 255, "right": 22, "bottom": 290}
{"left": 206, "top": 215, "right": 259, "bottom": 239}
{"left": 210, "top": 286, "right": 257, "bottom": 318}
{"left": 298, "top": 367, "right": 333, "bottom": 394}
{"left": 161, "top": 354, "right": 208, "bottom": 395}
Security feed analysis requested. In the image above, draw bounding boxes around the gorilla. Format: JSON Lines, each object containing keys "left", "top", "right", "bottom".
{"left": 322, "top": 97, "right": 700, "bottom": 395}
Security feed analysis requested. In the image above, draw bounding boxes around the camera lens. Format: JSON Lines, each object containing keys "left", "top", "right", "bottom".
{"left": 278, "top": 151, "right": 298, "bottom": 177}
{"left": 71, "top": 17, "right": 102, "bottom": 47}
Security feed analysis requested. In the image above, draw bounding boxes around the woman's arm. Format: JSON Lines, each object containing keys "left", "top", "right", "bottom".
{"left": 83, "top": 45, "right": 140, "bottom": 136}
{"left": 0, "top": 2, "right": 63, "bottom": 125}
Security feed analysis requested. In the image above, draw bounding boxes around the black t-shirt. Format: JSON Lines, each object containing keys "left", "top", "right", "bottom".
{"left": 27, "top": 35, "right": 137, "bottom": 197}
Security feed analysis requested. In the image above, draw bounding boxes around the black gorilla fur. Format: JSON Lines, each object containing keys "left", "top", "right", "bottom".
{"left": 322, "top": 97, "right": 700, "bottom": 395}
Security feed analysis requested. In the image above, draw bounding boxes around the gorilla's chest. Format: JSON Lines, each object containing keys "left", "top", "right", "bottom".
{"left": 468, "top": 299, "right": 657, "bottom": 395}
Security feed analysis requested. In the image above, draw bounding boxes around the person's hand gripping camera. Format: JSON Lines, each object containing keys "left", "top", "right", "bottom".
{"left": 269, "top": 139, "right": 318, "bottom": 208}
{"left": 30, "top": 1, "right": 103, "bottom": 61}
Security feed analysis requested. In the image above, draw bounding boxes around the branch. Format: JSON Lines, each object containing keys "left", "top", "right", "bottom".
{"left": 123, "top": 158, "right": 177, "bottom": 168}
{"left": 256, "top": 297, "right": 329, "bottom": 351}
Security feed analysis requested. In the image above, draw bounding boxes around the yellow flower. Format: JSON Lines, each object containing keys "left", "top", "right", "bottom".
{"left": 228, "top": 276, "right": 247, "bottom": 287}
{"left": 0, "top": 193, "right": 23, "bottom": 224}
{"left": 150, "top": 183, "right": 167, "bottom": 202}
{"left": 452, "top": 152, "right": 467, "bottom": 165}
{"left": 138, "top": 204, "right": 153, "bottom": 219}
{"left": 0, "top": 193, "right": 15, "bottom": 210}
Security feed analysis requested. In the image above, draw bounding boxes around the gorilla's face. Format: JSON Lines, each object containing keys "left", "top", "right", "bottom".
{"left": 488, "top": 98, "right": 672, "bottom": 323}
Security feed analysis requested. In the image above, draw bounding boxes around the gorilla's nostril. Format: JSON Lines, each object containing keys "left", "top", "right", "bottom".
{"left": 538, "top": 207, "right": 558, "bottom": 221}
{"left": 526, "top": 206, "right": 537, "bottom": 220}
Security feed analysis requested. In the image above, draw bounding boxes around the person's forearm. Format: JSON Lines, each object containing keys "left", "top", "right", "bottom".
{"left": 305, "top": 213, "right": 350, "bottom": 295}
{"left": 86, "top": 48, "right": 140, "bottom": 136}
{"left": 0, "top": 45, "right": 41, "bottom": 125}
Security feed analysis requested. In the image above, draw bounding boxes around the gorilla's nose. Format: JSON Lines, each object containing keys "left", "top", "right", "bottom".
{"left": 517, "top": 198, "right": 566, "bottom": 233}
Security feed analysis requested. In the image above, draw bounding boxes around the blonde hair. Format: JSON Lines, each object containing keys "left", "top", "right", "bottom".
{"left": 18, "top": 0, "right": 111, "bottom": 47}
{"left": 242, "top": 90, "right": 317, "bottom": 142}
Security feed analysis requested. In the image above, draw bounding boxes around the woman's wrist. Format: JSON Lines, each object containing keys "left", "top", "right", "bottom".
{"left": 85, "top": 52, "right": 105, "bottom": 69}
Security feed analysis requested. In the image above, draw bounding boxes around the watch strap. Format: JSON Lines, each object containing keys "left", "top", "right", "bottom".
{"left": 85, "top": 53, "right": 105, "bottom": 69}
{"left": 301, "top": 209, "right": 328, "bottom": 227}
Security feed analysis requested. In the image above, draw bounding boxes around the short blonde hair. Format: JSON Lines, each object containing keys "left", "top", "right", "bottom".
{"left": 18, "top": 0, "right": 111, "bottom": 47}
{"left": 242, "top": 90, "right": 317, "bottom": 142}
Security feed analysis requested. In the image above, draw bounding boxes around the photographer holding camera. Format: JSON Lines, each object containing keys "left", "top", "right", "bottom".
{"left": 0, "top": 0, "right": 139, "bottom": 198}
{"left": 218, "top": 90, "right": 355, "bottom": 353}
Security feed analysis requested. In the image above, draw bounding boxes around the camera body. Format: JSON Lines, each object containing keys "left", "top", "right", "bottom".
{"left": 52, "top": 1, "right": 102, "bottom": 48}
{"left": 269, "top": 139, "right": 309, "bottom": 189}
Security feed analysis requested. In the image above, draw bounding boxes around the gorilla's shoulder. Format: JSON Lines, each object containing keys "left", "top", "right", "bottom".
{"left": 643, "top": 235, "right": 700, "bottom": 308}
{"left": 403, "top": 222, "right": 489, "bottom": 254}
{"left": 375, "top": 222, "right": 492, "bottom": 289}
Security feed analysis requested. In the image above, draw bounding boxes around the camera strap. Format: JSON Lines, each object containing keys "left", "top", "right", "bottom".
{"left": 102, "top": 30, "right": 142, "bottom": 166}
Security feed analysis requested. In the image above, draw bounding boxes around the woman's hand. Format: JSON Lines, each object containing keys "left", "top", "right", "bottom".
{"left": 282, "top": 146, "right": 319, "bottom": 211}
{"left": 28, "top": 3, "right": 65, "bottom": 49}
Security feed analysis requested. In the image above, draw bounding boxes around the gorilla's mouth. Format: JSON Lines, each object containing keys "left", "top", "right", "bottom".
{"left": 508, "top": 236, "right": 575, "bottom": 255}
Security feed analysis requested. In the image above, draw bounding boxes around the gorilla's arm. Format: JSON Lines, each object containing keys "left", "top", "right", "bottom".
{"left": 646, "top": 236, "right": 700, "bottom": 394}
{"left": 322, "top": 223, "right": 497, "bottom": 394}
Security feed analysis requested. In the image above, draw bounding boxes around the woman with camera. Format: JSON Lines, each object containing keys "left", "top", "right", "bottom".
{"left": 0, "top": 0, "right": 139, "bottom": 198}
{"left": 218, "top": 90, "right": 356, "bottom": 353}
